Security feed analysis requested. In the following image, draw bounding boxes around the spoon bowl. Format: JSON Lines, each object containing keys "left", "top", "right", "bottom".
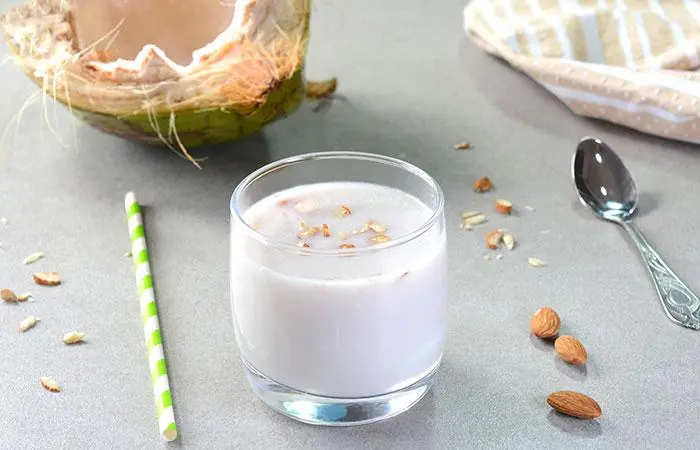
{"left": 572, "top": 137, "right": 638, "bottom": 223}
{"left": 572, "top": 137, "right": 700, "bottom": 330}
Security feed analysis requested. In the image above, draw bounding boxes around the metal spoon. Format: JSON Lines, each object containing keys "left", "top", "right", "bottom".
{"left": 572, "top": 136, "right": 700, "bottom": 330}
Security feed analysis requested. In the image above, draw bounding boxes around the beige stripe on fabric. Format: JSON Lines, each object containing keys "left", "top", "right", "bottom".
{"left": 536, "top": 0, "right": 561, "bottom": 11}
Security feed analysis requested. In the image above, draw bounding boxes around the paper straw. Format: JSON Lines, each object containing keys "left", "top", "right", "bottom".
{"left": 124, "top": 192, "right": 178, "bottom": 442}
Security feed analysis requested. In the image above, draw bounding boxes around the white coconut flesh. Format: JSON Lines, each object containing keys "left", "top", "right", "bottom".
{"left": 1, "top": 0, "right": 309, "bottom": 115}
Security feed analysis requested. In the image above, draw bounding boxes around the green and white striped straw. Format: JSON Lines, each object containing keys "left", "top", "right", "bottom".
{"left": 124, "top": 192, "right": 178, "bottom": 442}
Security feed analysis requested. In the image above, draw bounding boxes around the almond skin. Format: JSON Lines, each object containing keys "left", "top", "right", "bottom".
{"left": 485, "top": 229, "right": 503, "bottom": 250}
{"left": 555, "top": 335, "right": 588, "bottom": 365}
{"left": 530, "top": 306, "right": 560, "bottom": 338}
{"left": 547, "top": 391, "right": 602, "bottom": 419}
{"left": 1, "top": 289, "right": 18, "bottom": 302}
{"left": 473, "top": 176, "right": 492, "bottom": 193}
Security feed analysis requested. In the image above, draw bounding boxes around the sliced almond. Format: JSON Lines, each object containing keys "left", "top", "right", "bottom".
{"left": 461, "top": 211, "right": 482, "bottom": 219}
{"left": 495, "top": 199, "right": 513, "bottom": 215}
{"left": 464, "top": 213, "right": 487, "bottom": 227}
{"left": 367, "top": 221, "right": 388, "bottom": 233}
{"left": 485, "top": 229, "right": 504, "bottom": 250}
{"left": 17, "top": 292, "right": 32, "bottom": 302}
{"left": 294, "top": 199, "right": 319, "bottom": 213}
{"left": 33, "top": 272, "right": 61, "bottom": 286}
{"left": 338, "top": 243, "right": 356, "bottom": 249}
{"left": 40, "top": 376, "right": 61, "bottom": 393}
{"left": 1, "top": 288, "right": 18, "bottom": 303}
{"left": 305, "top": 77, "right": 338, "bottom": 100}
{"left": 23, "top": 252, "right": 45, "bottom": 265}
{"left": 369, "top": 234, "right": 392, "bottom": 244}
{"left": 454, "top": 141, "right": 472, "bottom": 150}
{"left": 63, "top": 331, "right": 86, "bottom": 345}
{"left": 474, "top": 177, "right": 492, "bottom": 193}
{"left": 353, "top": 224, "right": 370, "bottom": 235}
{"left": 297, "top": 226, "right": 320, "bottom": 238}
{"left": 335, "top": 205, "right": 352, "bottom": 218}
{"left": 19, "top": 315, "right": 40, "bottom": 332}
{"left": 503, "top": 233, "right": 515, "bottom": 250}
{"left": 528, "top": 257, "right": 547, "bottom": 267}
{"left": 322, "top": 224, "right": 331, "bottom": 237}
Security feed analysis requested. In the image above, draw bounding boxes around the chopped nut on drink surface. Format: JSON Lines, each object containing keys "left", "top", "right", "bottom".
{"left": 338, "top": 243, "right": 356, "bottom": 249}
{"left": 322, "top": 224, "right": 331, "bottom": 237}
{"left": 297, "top": 241, "right": 311, "bottom": 248}
{"left": 297, "top": 226, "right": 320, "bottom": 238}
{"left": 294, "top": 199, "right": 319, "bottom": 213}
{"left": 367, "top": 221, "right": 388, "bottom": 233}
{"left": 369, "top": 234, "right": 392, "bottom": 244}
{"left": 1, "top": 288, "right": 18, "bottom": 302}
{"left": 474, "top": 177, "right": 492, "bottom": 193}
{"left": 335, "top": 205, "right": 352, "bottom": 217}
{"left": 33, "top": 272, "right": 61, "bottom": 286}
{"left": 40, "top": 376, "right": 61, "bottom": 393}
{"left": 495, "top": 199, "right": 513, "bottom": 215}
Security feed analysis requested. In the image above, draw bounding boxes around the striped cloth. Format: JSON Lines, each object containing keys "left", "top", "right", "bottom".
{"left": 463, "top": 0, "right": 700, "bottom": 145}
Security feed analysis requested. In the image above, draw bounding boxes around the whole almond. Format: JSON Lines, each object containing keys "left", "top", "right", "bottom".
{"left": 529, "top": 306, "right": 560, "bottom": 338}
{"left": 547, "top": 391, "right": 601, "bottom": 419}
{"left": 555, "top": 335, "right": 588, "bottom": 365}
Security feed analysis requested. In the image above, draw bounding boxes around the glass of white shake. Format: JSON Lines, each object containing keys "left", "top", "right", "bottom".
{"left": 230, "top": 151, "right": 447, "bottom": 426}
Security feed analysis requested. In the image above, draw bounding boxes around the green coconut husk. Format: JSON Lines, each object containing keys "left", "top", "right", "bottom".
{"left": 0, "top": 0, "right": 313, "bottom": 164}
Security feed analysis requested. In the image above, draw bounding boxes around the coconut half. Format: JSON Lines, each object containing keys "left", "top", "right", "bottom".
{"left": 0, "top": 0, "right": 312, "bottom": 158}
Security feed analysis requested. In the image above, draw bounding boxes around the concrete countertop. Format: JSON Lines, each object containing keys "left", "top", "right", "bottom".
{"left": 1, "top": 0, "right": 699, "bottom": 448}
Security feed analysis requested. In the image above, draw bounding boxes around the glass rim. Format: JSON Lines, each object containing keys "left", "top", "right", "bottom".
{"left": 230, "top": 151, "right": 445, "bottom": 256}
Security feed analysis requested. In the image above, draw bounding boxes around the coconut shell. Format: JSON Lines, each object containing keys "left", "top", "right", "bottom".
{"left": 1, "top": 0, "right": 311, "bottom": 149}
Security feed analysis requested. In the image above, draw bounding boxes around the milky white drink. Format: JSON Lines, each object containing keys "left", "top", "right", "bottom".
{"left": 230, "top": 181, "right": 447, "bottom": 398}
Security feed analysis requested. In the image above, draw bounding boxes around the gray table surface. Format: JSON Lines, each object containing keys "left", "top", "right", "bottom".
{"left": 2, "top": 0, "right": 700, "bottom": 448}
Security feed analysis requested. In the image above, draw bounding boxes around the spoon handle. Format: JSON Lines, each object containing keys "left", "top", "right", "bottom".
{"left": 622, "top": 221, "right": 700, "bottom": 330}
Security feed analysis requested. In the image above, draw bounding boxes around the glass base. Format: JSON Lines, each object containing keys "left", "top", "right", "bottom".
{"left": 242, "top": 358, "right": 438, "bottom": 426}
